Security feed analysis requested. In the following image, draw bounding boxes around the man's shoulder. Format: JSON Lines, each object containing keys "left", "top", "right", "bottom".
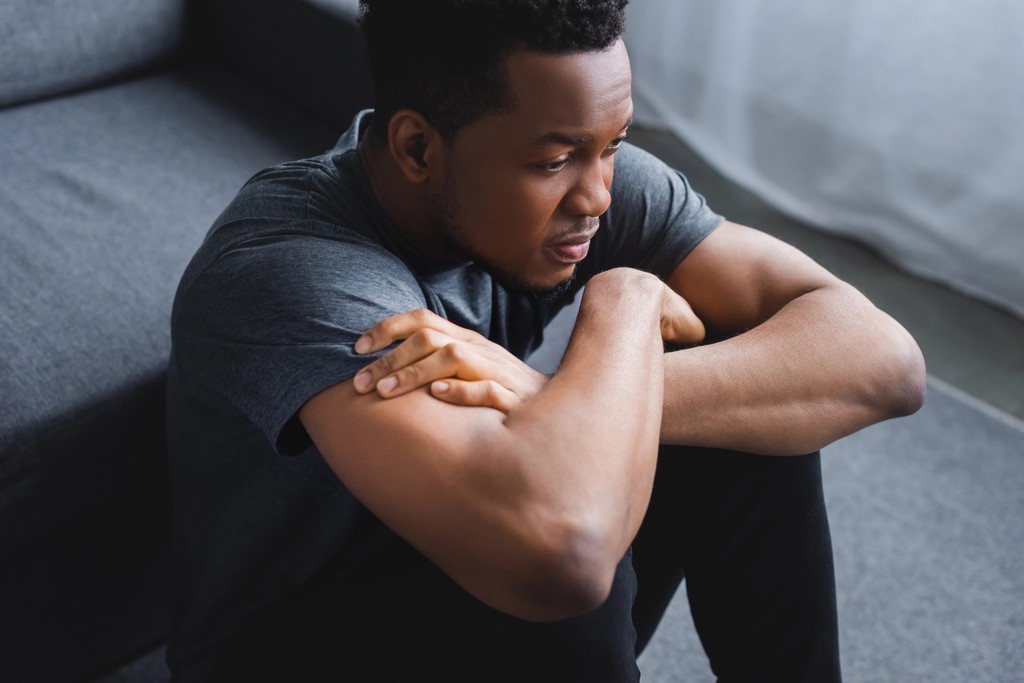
{"left": 177, "top": 143, "right": 414, "bottom": 297}
{"left": 608, "top": 141, "right": 691, "bottom": 205}
{"left": 175, "top": 224, "right": 421, "bottom": 326}
{"left": 168, "top": 204, "right": 428, "bottom": 432}
{"left": 605, "top": 141, "right": 681, "bottom": 222}
{"left": 218, "top": 148, "right": 358, "bottom": 227}
{"left": 579, "top": 141, "right": 724, "bottom": 282}
{"left": 170, "top": 155, "right": 426, "bottom": 367}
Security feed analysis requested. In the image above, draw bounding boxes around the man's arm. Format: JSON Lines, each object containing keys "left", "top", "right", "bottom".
{"left": 299, "top": 269, "right": 695, "bottom": 622}
{"left": 662, "top": 221, "right": 927, "bottom": 455}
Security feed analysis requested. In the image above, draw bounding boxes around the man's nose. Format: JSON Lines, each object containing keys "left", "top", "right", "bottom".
{"left": 566, "top": 158, "right": 613, "bottom": 217}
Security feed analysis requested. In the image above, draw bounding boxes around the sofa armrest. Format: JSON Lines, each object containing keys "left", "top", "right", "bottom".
{"left": 198, "top": 0, "right": 373, "bottom": 130}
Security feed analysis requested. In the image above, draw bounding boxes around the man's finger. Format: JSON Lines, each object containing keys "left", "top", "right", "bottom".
{"left": 661, "top": 311, "right": 705, "bottom": 345}
{"left": 353, "top": 328, "right": 455, "bottom": 393}
{"left": 355, "top": 309, "right": 478, "bottom": 354}
{"left": 660, "top": 291, "right": 706, "bottom": 345}
{"left": 430, "top": 379, "right": 520, "bottom": 413}
{"left": 376, "top": 341, "right": 508, "bottom": 399}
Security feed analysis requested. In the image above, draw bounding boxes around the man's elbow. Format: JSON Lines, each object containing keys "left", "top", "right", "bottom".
{"left": 499, "top": 520, "right": 621, "bottom": 623}
{"left": 512, "top": 570, "right": 616, "bottom": 623}
{"left": 878, "top": 324, "right": 927, "bottom": 418}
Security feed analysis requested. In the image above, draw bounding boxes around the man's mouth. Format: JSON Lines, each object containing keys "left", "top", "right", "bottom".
{"left": 547, "top": 221, "right": 599, "bottom": 264}
{"left": 548, "top": 240, "right": 591, "bottom": 263}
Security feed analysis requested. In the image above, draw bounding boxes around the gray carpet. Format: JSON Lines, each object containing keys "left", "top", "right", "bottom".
{"left": 637, "top": 377, "right": 1024, "bottom": 682}
{"left": 98, "top": 372, "right": 1024, "bottom": 682}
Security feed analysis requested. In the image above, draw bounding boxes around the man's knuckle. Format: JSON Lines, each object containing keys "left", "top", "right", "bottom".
{"left": 420, "top": 329, "right": 444, "bottom": 349}
{"left": 486, "top": 380, "right": 502, "bottom": 401}
{"left": 402, "top": 364, "right": 421, "bottom": 383}
{"left": 442, "top": 342, "right": 464, "bottom": 363}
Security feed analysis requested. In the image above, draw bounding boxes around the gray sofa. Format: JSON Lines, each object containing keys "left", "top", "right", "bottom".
{"left": 0, "top": 1, "right": 371, "bottom": 680}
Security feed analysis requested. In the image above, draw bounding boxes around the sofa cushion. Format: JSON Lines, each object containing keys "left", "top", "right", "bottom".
{"left": 0, "top": 63, "right": 338, "bottom": 681}
{"left": 0, "top": 0, "right": 190, "bottom": 108}
{"left": 0, "top": 62, "right": 338, "bottom": 517}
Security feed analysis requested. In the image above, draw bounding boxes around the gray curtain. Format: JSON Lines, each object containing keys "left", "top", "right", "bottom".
{"left": 626, "top": 0, "right": 1024, "bottom": 318}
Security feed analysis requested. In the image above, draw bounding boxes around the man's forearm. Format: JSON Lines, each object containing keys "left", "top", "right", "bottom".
{"left": 502, "top": 270, "right": 668, "bottom": 560}
{"left": 660, "top": 282, "right": 926, "bottom": 455}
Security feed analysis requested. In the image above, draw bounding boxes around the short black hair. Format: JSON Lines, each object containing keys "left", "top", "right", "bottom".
{"left": 358, "top": 0, "right": 629, "bottom": 143}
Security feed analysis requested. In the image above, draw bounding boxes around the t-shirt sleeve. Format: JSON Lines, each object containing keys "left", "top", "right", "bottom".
{"left": 172, "top": 231, "right": 428, "bottom": 456}
{"left": 581, "top": 142, "right": 726, "bottom": 281}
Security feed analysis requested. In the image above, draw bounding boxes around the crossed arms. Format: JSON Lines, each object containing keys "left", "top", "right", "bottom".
{"left": 299, "top": 221, "right": 926, "bottom": 621}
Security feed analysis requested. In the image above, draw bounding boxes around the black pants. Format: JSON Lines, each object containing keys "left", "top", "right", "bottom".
{"left": 212, "top": 446, "right": 841, "bottom": 682}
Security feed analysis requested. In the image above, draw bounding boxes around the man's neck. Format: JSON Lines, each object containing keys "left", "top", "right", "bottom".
{"left": 357, "top": 136, "right": 457, "bottom": 263}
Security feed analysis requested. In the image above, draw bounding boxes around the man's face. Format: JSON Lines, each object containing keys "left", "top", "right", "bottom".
{"left": 431, "top": 39, "right": 634, "bottom": 294}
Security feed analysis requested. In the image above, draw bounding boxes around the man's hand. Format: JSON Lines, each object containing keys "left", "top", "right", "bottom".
{"left": 352, "top": 309, "right": 548, "bottom": 412}
{"left": 351, "top": 272, "right": 706, "bottom": 413}
{"left": 650, "top": 273, "right": 707, "bottom": 346}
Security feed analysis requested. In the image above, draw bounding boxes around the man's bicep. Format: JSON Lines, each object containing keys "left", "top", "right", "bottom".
{"left": 666, "top": 221, "right": 841, "bottom": 337}
{"left": 298, "top": 379, "right": 538, "bottom": 611}
{"left": 301, "top": 378, "right": 504, "bottom": 534}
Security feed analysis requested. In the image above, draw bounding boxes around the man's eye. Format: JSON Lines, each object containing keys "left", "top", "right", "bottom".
{"left": 607, "top": 134, "right": 629, "bottom": 151}
{"left": 538, "top": 158, "right": 570, "bottom": 172}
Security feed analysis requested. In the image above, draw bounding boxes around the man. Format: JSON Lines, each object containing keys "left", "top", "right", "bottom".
{"left": 166, "top": 1, "right": 925, "bottom": 680}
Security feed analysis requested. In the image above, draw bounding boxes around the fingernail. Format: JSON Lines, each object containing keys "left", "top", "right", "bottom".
{"left": 432, "top": 381, "right": 449, "bottom": 394}
{"left": 354, "top": 336, "right": 371, "bottom": 354}
{"left": 377, "top": 376, "right": 398, "bottom": 395}
{"left": 354, "top": 371, "right": 371, "bottom": 392}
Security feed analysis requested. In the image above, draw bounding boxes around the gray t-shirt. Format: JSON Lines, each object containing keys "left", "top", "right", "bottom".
{"left": 165, "top": 110, "right": 723, "bottom": 673}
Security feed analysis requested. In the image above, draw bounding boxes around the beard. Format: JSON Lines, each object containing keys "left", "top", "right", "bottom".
{"left": 434, "top": 168, "right": 579, "bottom": 302}
{"left": 514, "top": 267, "right": 578, "bottom": 302}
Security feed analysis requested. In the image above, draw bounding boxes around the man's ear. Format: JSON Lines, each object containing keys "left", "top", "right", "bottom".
{"left": 386, "top": 109, "right": 445, "bottom": 184}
